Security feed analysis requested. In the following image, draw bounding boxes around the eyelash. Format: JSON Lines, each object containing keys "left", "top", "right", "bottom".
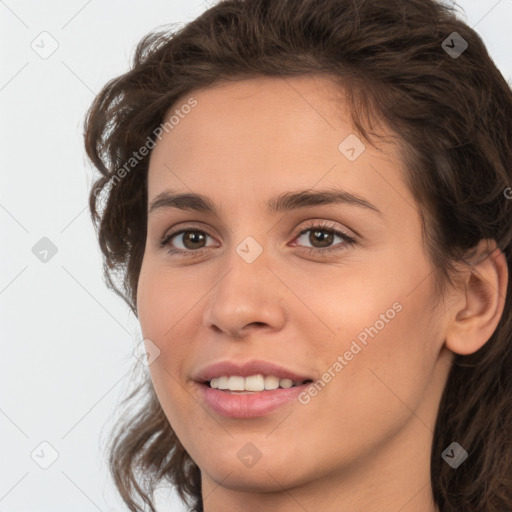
{"left": 158, "top": 220, "right": 356, "bottom": 257}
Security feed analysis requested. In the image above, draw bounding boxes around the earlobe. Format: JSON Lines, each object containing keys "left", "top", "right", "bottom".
{"left": 445, "top": 240, "right": 508, "bottom": 356}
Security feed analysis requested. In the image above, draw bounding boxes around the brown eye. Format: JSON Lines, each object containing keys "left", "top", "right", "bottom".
{"left": 159, "top": 222, "right": 355, "bottom": 257}
{"left": 161, "top": 228, "right": 217, "bottom": 254}
{"left": 308, "top": 229, "right": 335, "bottom": 248}
{"left": 293, "top": 226, "right": 351, "bottom": 251}
{"left": 290, "top": 221, "right": 357, "bottom": 255}
{"left": 180, "top": 231, "right": 208, "bottom": 250}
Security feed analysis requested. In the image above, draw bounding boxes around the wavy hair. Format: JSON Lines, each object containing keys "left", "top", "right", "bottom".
{"left": 84, "top": 0, "right": 512, "bottom": 510}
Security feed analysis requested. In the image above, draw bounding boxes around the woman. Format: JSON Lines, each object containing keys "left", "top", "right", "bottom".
{"left": 84, "top": 0, "right": 512, "bottom": 510}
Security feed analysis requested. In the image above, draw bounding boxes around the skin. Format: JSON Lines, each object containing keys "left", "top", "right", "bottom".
{"left": 136, "top": 75, "right": 508, "bottom": 512}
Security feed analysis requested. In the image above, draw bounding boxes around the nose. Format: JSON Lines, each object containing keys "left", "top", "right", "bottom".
{"left": 202, "top": 245, "right": 287, "bottom": 339}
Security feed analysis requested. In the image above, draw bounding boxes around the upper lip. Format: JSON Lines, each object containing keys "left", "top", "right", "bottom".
{"left": 193, "top": 359, "right": 314, "bottom": 383}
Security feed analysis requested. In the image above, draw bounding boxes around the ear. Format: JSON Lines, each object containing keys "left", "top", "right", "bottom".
{"left": 444, "top": 240, "right": 508, "bottom": 356}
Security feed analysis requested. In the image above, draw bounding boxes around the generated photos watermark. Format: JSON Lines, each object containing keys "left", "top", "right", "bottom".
{"left": 93, "top": 96, "right": 198, "bottom": 197}
{"left": 298, "top": 301, "right": 403, "bottom": 405}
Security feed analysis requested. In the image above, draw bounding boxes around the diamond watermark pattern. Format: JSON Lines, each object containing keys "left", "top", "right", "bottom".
{"left": 30, "top": 31, "right": 59, "bottom": 60}
{"left": 236, "top": 236, "right": 263, "bottom": 263}
{"left": 237, "top": 442, "right": 262, "bottom": 468}
{"left": 442, "top": 442, "right": 468, "bottom": 468}
{"left": 442, "top": 32, "right": 468, "bottom": 59}
{"left": 133, "top": 338, "right": 161, "bottom": 366}
{"left": 338, "top": 134, "right": 366, "bottom": 162}
{"left": 30, "top": 441, "right": 59, "bottom": 469}
{"left": 32, "top": 237, "right": 58, "bottom": 263}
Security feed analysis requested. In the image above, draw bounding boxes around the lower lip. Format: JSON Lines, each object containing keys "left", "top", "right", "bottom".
{"left": 196, "top": 382, "right": 312, "bottom": 418}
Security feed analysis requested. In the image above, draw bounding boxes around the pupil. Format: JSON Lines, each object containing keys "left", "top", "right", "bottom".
{"left": 185, "top": 232, "right": 205, "bottom": 249}
{"left": 311, "top": 230, "right": 333, "bottom": 247}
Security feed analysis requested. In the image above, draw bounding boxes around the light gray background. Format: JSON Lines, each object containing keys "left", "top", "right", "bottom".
{"left": 1, "top": 1, "right": 511, "bottom": 511}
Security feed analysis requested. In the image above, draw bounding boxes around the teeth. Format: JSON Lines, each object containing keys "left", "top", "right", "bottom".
{"left": 264, "top": 375, "right": 280, "bottom": 390}
{"left": 209, "top": 374, "right": 301, "bottom": 391}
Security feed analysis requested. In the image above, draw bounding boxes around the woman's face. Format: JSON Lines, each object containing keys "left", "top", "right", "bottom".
{"left": 137, "top": 75, "right": 453, "bottom": 506}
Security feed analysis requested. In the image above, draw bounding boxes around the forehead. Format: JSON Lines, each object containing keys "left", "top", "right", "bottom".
{"left": 150, "top": 75, "right": 351, "bottom": 166}
{"left": 147, "top": 74, "right": 406, "bottom": 216}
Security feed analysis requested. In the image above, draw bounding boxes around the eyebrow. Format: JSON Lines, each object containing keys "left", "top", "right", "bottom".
{"left": 148, "top": 188, "right": 382, "bottom": 216}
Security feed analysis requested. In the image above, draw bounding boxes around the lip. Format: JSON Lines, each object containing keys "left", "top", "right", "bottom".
{"left": 195, "top": 381, "right": 313, "bottom": 418}
{"left": 191, "top": 359, "right": 314, "bottom": 419}
{"left": 192, "top": 359, "right": 314, "bottom": 383}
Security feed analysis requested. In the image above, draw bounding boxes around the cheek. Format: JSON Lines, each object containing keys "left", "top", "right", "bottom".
{"left": 302, "top": 245, "right": 441, "bottom": 426}
{"left": 137, "top": 259, "right": 198, "bottom": 341}
{"left": 287, "top": 293, "right": 442, "bottom": 473}
{"left": 321, "top": 279, "right": 442, "bottom": 438}
{"left": 136, "top": 261, "right": 202, "bottom": 412}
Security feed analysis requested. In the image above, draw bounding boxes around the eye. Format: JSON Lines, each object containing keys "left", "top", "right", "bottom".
{"left": 290, "top": 221, "right": 356, "bottom": 254}
{"left": 159, "top": 225, "right": 218, "bottom": 255}
{"left": 158, "top": 220, "right": 356, "bottom": 257}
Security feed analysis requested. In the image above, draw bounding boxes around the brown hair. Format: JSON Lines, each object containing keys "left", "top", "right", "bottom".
{"left": 84, "top": 0, "right": 512, "bottom": 510}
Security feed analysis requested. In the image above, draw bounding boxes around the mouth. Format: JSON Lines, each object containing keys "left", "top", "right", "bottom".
{"left": 195, "top": 378, "right": 315, "bottom": 418}
{"left": 199, "top": 375, "right": 314, "bottom": 393}
{"left": 192, "top": 360, "right": 316, "bottom": 415}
